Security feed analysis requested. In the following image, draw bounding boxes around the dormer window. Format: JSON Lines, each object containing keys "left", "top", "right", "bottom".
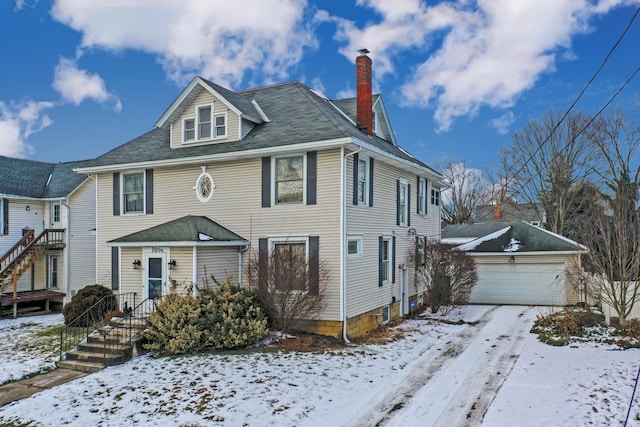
{"left": 183, "top": 105, "right": 227, "bottom": 143}
{"left": 198, "top": 106, "right": 212, "bottom": 139}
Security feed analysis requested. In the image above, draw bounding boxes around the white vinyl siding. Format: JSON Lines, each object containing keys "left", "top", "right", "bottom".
{"left": 346, "top": 156, "right": 441, "bottom": 318}
{"left": 95, "top": 149, "right": 343, "bottom": 320}
{"left": 197, "top": 247, "right": 240, "bottom": 287}
{"left": 67, "top": 180, "right": 96, "bottom": 298}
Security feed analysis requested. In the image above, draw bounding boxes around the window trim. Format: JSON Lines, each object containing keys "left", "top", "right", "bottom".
{"left": 51, "top": 202, "right": 61, "bottom": 224}
{"left": 121, "top": 171, "right": 146, "bottom": 215}
{"left": 431, "top": 188, "right": 441, "bottom": 206}
{"left": 381, "top": 236, "right": 392, "bottom": 284}
{"left": 183, "top": 117, "right": 195, "bottom": 142}
{"left": 195, "top": 168, "right": 215, "bottom": 203}
{"left": 269, "top": 237, "right": 309, "bottom": 292}
{"left": 357, "top": 157, "right": 369, "bottom": 205}
{"left": 417, "top": 177, "right": 427, "bottom": 215}
{"left": 347, "top": 235, "right": 363, "bottom": 257}
{"left": 398, "top": 179, "right": 409, "bottom": 226}
{"left": 272, "top": 154, "right": 307, "bottom": 205}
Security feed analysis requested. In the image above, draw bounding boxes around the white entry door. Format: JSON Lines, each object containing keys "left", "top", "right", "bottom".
{"left": 144, "top": 251, "right": 167, "bottom": 299}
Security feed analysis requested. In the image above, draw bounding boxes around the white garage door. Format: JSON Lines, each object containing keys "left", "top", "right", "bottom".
{"left": 470, "top": 262, "right": 566, "bottom": 305}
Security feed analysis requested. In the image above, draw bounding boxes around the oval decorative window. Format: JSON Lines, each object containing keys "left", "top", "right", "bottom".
{"left": 195, "top": 170, "right": 215, "bottom": 202}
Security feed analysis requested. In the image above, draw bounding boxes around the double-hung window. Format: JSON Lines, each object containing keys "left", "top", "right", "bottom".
{"left": 198, "top": 106, "right": 212, "bottom": 140}
{"left": 431, "top": 189, "right": 441, "bottom": 206}
{"left": 381, "top": 237, "right": 391, "bottom": 284}
{"left": 214, "top": 113, "right": 227, "bottom": 138}
{"left": 123, "top": 172, "right": 144, "bottom": 214}
{"left": 417, "top": 177, "right": 426, "bottom": 214}
{"left": 357, "top": 158, "right": 368, "bottom": 204}
{"left": 184, "top": 118, "right": 195, "bottom": 142}
{"left": 398, "top": 180, "right": 409, "bottom": 226}
{"left": 275, "top": 155, "right": 304, "bottom": 204}
{"left": 51, "top": 202, "right": 61, "bottom": 224}
{"left": 272, "top": 240, "right": 307, "bottom": 291}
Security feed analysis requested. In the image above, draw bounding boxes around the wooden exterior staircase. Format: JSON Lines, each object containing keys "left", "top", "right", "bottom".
{"left": 0, "top": 229, "right": 66, "bottom": 297}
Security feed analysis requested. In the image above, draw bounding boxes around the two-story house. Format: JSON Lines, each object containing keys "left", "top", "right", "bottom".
{"left": 76, "top": 53, "right": 447, "bottom": 339}
{"left": 0, "top": 156, "right": 96, "bottom": 316}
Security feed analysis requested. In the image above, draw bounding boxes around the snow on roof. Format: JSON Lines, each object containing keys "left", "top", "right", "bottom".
{"left": 199, "top": 232, "right": 214, "bottom": 241}
{"left": 503, "top": 237, "right": 521, "bottom": 252}
{"left": 456, "top": 226, "right": 511, "bottom": 251}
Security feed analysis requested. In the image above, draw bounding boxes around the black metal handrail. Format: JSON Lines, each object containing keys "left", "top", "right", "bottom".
{"left": 59, "top": 292, "right": 138, "bottom": 360}
{"left": 100, "top": 295, "right": 166, "bottom": 364}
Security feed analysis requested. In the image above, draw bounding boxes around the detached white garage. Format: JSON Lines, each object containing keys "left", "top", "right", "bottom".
{"left": 471, "top": 260, "right": 568, "bottom": 305}
{"left": 451, "top": 221, "right": 587, "bottom": 306}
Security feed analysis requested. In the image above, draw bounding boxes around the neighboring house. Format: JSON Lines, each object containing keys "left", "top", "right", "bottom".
{"left": 75, "top": 53, "right": 447, "bottom": 339}
{"left": 474, "top": 203, "right": 546, "bottom": 227}
{"left": 0, "top": 156, "right": 96, "bottom": 315}
{"left": 447, "top": 221, "right": 586, "bottom": 306}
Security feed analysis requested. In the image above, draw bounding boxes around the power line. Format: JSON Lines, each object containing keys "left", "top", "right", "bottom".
{"left": 504, "top": 5, "right": 640, "bottom": 196}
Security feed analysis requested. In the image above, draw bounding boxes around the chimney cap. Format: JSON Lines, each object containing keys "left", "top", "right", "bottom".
{"left": 357, "top": 48, "right": 370, "bottom": 55}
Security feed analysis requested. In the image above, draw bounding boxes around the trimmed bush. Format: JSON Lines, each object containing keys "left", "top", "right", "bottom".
{"left": 530, "top": 307, "right": 605, "bottom": 346}
{"left": 62, "top": 285, "right": 114, "bottom": 325}
{"left": 144, "top": 277, "right": 268, "bottom": 355}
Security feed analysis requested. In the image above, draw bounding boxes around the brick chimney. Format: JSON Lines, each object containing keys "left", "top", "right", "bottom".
{"left": 356, "top": 50, "right": 373, "bottom": 135}
{"left": 493, "top": 203, "right": 502, "bottom": 219}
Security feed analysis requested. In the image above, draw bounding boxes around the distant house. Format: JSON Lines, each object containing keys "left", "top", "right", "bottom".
{"left": 0, "top": 156, "right": 96, "bottom": 315}
{"left": 474, "top": 203, "right": 546, "bottom": 227}
{"left": 446, "top": 221, "right": 586, "bottom": 306}
{"left": 75, "top": 53, "right": 447, "bottom": 339}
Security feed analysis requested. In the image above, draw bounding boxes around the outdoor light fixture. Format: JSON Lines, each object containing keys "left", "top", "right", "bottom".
{"left": 133, "top": 259, "right": 141, "bottom": 270}
{"left": 25, "top": 205, "right": 30, "bottom": 211}
{"left": 509, "top": 255, "right": 516, "bottom": 263}
{"left": 168, "top": 259, "right": 176, "bottom": 270}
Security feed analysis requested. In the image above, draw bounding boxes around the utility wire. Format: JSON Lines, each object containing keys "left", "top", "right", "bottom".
{"left": 504, "top": 5, "right": 640, "bottom": 196}
{"left": 624, "top": 363, "right": 640, "bottom": 426}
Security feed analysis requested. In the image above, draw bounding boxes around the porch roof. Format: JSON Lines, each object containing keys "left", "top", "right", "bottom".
{"left": 108, "top": 216, "right": 247, "bottom": 247}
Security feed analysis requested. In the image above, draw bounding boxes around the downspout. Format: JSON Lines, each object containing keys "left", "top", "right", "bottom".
{"left": 238, "top": 243, "right": 250, "bottom": 285}
{"left": 342, "top": 146, "right": 361, "bottom": 343}
{"left": 61, "top": 198, "right": 70, "bottom": 299}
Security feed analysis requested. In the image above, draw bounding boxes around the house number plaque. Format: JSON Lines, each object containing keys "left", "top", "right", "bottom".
{"left": 151, "top": 247, "right": 164, "bottom": 253}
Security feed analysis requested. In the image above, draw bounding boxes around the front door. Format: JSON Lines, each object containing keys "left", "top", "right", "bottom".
{"left": 145, "top": 253, "right": 167, "bottom": 299}
{"left": 48, "top": 255, "right": 59, "bottom": 289}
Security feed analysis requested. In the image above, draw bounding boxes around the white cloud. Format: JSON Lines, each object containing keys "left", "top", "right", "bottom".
{"left": 52, "top": 58, "right": 121, "bottom": 112}
{"left": 0, "top": 100, "right": 54, "bottom": 158}
{"left": 50, "top": 0, "right": 317, "bottom": 88}
{"left": 327, "top": 0, "right": 630, "bottom": 132}
{"left": 488, "top": 111, "right": 515, "bottom": 135}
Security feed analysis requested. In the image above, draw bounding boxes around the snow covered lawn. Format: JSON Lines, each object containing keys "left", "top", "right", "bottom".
{"left": 0, "top": 307, "right": 638, "bottom": 426}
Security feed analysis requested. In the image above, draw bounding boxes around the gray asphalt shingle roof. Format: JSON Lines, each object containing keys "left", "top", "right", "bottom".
{"left": 109, "top": 215, "right": 247, "bottom": 244}
{"left": 0, "top": 156, "right": 88, "bottom": 198}
{"left": 456, "top": 221, "right": 584, "bottom": 253}
{"left": 81, "top": 80, "right": 439, "bottom": 176}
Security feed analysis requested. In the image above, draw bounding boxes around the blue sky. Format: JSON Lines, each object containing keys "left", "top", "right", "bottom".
{"left": 1, "top": 0, "right": 639, "bottom": 171}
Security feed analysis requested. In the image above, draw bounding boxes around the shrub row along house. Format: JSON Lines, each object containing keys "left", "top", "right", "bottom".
{"left": 66, "top": 53, "right": 446, "bottom": 339}
{"left": 0, "top": 157, "right": 96, "bottom": 316}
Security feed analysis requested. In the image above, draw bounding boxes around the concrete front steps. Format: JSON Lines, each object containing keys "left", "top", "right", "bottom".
{"left": 57, "top": 317, "right": 148, "bottom": 373}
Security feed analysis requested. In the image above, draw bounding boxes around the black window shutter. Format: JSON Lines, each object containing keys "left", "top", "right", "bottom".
{"left": 112, "top": 172, "right": 120, "bottom": 216}
{"left": 111, "top": 247, "right": 119, "bottom": 290}
{"left": 2, "top": 199, "right": 8, "bottom": 235}
{"left": 261, "top": 157, "right": 271, "bottom": 208}
{"left": 407, "top": 184, "right": 411, "bottom": 227}
{"left": 352, "top": 152, "right": 359, "bottom": 205}
{"left": 309, "top": 236, "right": 319, "bottom": 295}
{"left": 378, "top": 235, "right": 383, "bottom": 287}
{"left": 368, "top": 158, "right": 374, "bottom": 207}
{"left": 396, "top": 180, "right": 401, "bottom": 226}
{"left": 145, "top": 169, "right": 154, "bottom": 214}
{"left": 416, "top": 176, "right": 421, "bottom": 214}
{"left": 392, "top": 236, "right": 396, "bottom": 284}
{"left": 258, "top": 238, "right": 268, "bottom": 289}
{"left": 307, "top": 151, "right": 317, "bottom": 205}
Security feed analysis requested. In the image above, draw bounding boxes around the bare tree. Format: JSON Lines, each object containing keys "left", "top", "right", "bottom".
{"left": 415, "top": 240, "right": 478, "bottom": 314}
{"left": 245, "top": 244, "right": 329, "bottom": 333}
{"left": 440, "top": 159, "right": 491, "bottom": 224}
{"left": 500, "top": 109, "right": 597, "bottom": 236}
{"left": 580, "top": 109, "right": 640, "bottom": 327}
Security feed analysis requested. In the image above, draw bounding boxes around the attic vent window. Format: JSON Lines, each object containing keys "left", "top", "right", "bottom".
{"left": 194, "top": 167, "right": 215, "bottom": 203}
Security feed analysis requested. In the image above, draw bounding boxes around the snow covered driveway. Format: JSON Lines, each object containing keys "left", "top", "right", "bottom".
{"left": 362, "top": 305, "right": 538, "bottom": 427}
